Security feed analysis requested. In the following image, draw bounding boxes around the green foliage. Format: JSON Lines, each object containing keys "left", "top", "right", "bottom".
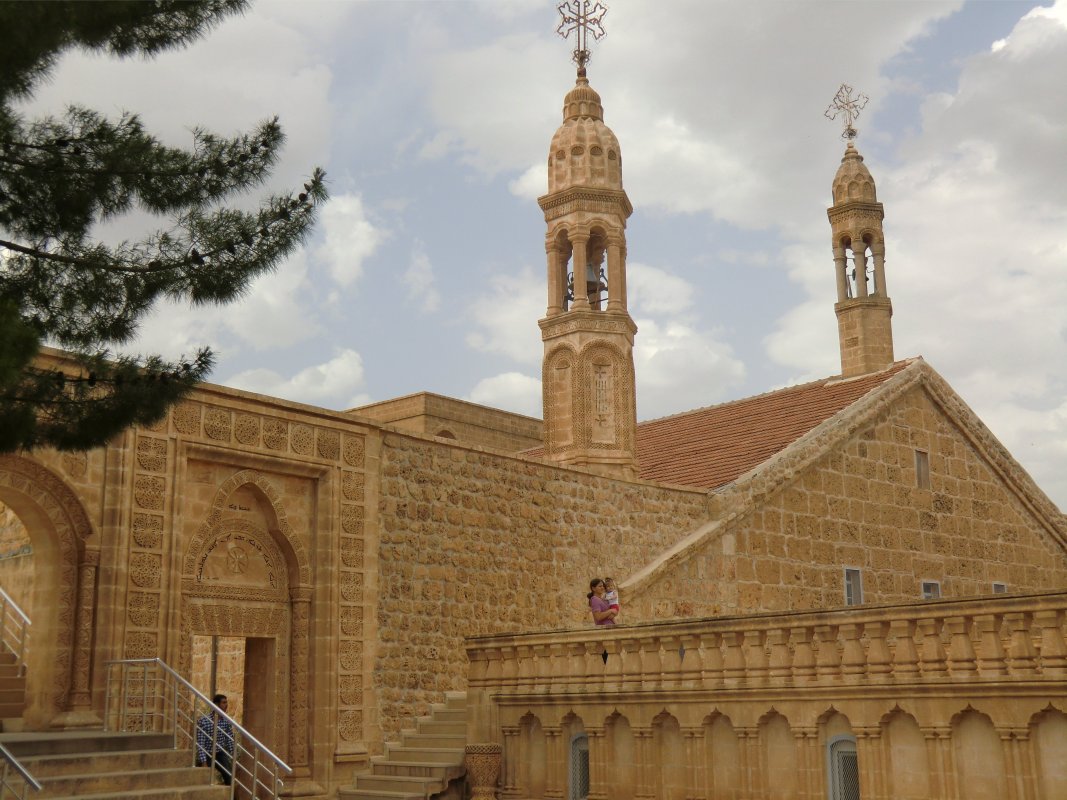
{"left": 0, "top": 1, "right": 327, "bottom": 452}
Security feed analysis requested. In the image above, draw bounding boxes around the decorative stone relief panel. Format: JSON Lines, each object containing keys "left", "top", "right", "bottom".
{"left": 343, "top": 435, "right": 365, "bottom": 468}
{"left": 133, "top": 475, "right": 165, "bottom": 510}
{"left": 136, "top": 437, "right": 168, "bottom": 473}
{"left": 172, "top": 402, "right": 201, "bottom": 435}
{"left": 234, "top": 414, "right": 261, "bottom": 446}
{"left": 263, "top": 418, "right": 288, "bottom": 451}
{"left": 132, "top": 513, "right": 163, "bottom": 548}
{"left": 291, "top": 425, "right": 314, "bottom": 456}
{"left": 203, "top": 407, "right": 233, "bottom": 442}
{"left": 60, "top": 452, "right": 88, "bottom": 480}
{"left": 317, "top": 429, "right": 340, "bottom": 460}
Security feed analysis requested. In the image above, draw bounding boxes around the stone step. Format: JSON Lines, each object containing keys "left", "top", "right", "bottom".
{"left": 384, "top": 746, "right": 464, "bottom": 765}
{"left": 0, "top": 687, "right": 26, "bottom": 703}
{"left": 35, "top": 765, "right": 210, "bottom": 797}
{"left": 368, "top": 759, "right": 462, "bottom": 781}
{"left": 0, "top": 716, "right": 25, "bottom": 733}
{"left": 0, "top": 730, "right": 173, "bottom": 757}
{"left": 425, "top": 707, "right": 464, "bottom": 724}
{"left": 400, "top": 732, "right": 465, "bottom": 750}
{"left": 413, "top": 718, "right": 465, "bottom": 736}
{"left": 0, "top": 674, "right": 26, "bottom": 690}
{"left": 339, "top": 790, "right": 424, "bottom": 800}
{"left": 51, "top": 786, "right": 230, "bottom": 800}
{"left": 0, "top": 702, "right": 23, "bottom": 717}
{"left": 442, "top": 691, "right": 466, "bottom": 711}
{"left": 23, "top": 747, "right": 191, "bottom": 777}
{"left": 354, "top": 773, "right": 439, "bottom": 793}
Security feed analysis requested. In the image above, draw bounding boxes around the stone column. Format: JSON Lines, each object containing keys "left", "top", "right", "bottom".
{"left": 547, "top": 239, "right": 564, "bottom": 315}
{"left": 501, "top": 725, "right": 521, "bottom": 799}
{"left": 54, "top": 548, "right": 102, "bottom": 727}
{"left": 852, "top": 237, "right": 869, "bottom": 298}
{"left": 606, "top": 236, "right": 626, "bottom": 312}
{"left": 871, "top": 239, "right": 887, "bottom": 296}
{"left": 833, "top": 244, "right": 849, "bottom": 301}
{"left": 792, "top": 726, "right": 818, "bottom": 799}
{"left": 682, "top": 727, "right": 706, "bottom": 800}
{"left": 587, "top": 728, "right": 608, "bottom": 800}
{"left": 633, "top": 727, "right": 655, "bottom": 800}
{"left": 544, "top": 726, "right": 564, "bottom": 799}
{"left": 855, "top": 726, "right": 885, "bottom": 800}
{"left": 570, "top": 232, "right": 591, "bottom": 310}
{"left": 288, "top": 586, "right": 312, "bottom": 771}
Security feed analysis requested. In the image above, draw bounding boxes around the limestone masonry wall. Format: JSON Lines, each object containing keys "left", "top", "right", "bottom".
{"left": 631, "top": 386, "right": 1067, "bottom": 620}
{"left": 374, "top": 431, "right": 712, "bottom": 739}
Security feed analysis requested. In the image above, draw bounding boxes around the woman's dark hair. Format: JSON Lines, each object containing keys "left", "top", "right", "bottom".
{"left": 587, "top": 578, "right": 604, "bottom": 599}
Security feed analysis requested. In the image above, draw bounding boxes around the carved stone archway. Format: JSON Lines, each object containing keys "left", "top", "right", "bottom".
{"left": 180, "top": 469, "right": 313, "bottom": 771}
{"left": 0, "top": 455, "right": 98, "bottom": 727}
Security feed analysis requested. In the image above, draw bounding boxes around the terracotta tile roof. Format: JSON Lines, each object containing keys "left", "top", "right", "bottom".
{"left": 635, "top": 361, "right": 913, "bottom": 490}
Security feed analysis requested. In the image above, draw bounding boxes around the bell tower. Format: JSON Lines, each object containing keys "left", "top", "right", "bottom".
{"left": 825, "top": 85, "right": 895, "bottom": 377}
{"left": 538, "top": 1, "right": 637, "bottom": 479}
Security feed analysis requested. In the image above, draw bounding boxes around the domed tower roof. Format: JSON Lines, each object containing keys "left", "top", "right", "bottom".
{"left": 831, "top": 141, "right": 878, "bottom": 205}
{"left": 547, "top": 76, "right": 623, "bottom": 194}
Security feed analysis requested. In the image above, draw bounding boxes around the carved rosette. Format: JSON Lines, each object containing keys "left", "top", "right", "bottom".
{"left": 465, "top": 743, "right": 503, "bottom": 800}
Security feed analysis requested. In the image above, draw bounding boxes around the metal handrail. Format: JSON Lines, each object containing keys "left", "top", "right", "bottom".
{"left": 0, "top": 742, "right": 41, "bottom": 799}
{"left": 103, "top": 658, "right": 291, "bottom": 799}
{"left": 0, "top": 586, "right": 30, "bottom": 667}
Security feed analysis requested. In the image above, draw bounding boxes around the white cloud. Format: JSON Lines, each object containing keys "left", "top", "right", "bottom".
{"left": 627, "top": 262, "right": 697, "bottom": 315}
{"left": 315, "top": 193, "right": 384, "bottom": 287}
{"left": 404, "top": 243, "right": 441, "bottom": 312}
{"left": 224, "top": 348, "right": 369, "bottom": 409}
{"left": 465, "top": 266, "right": 545, "bottom": 364}
{"left": 766, "top": 2, "right": 1067, "bottom": 506}
{"left": 467, "top": 373, "right": 542, "bottom": 418}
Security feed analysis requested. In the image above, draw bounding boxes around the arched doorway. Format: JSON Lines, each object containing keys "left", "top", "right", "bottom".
{"left": 0, "top": 455, "right": 96, "bottom": 728}
{"left": 180, "top": 470, "right": 312, "bottom": 767}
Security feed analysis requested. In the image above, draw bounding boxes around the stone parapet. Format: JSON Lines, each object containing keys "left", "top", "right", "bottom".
{"left": 466, "top": 591, "right": 1067, "bottom": 799}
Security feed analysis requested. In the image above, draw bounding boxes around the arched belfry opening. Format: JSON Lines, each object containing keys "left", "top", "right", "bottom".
{"left": 538, "top": 53, "right": 638, "bottom": 479}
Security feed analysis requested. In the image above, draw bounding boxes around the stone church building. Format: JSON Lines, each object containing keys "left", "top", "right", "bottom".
{"left": 1, "top": 56, "right": 1065, "bottom": 800}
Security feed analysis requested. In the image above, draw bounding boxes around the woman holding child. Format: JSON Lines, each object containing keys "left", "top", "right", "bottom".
{"left": 587, "top": 578, "right": 618, "bottom": 625}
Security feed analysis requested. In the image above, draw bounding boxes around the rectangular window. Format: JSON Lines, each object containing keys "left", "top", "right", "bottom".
{"left": 921, "top": 580, "right": 941, "bottom": 600}
{"left": 915, "top": 450, "right": 931, "bottom": 489}
{"left": 992, "top": 582, "right": 1008, "bottom": 594}
{"left": 844, "top": 568, "right": 863, "bottom": 606}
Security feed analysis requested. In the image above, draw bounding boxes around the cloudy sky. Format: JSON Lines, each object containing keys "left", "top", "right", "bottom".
{"left": 21, "top": 1, "right": 1067, "bottom": 508}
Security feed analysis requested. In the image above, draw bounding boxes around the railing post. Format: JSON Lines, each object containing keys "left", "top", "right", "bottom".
{"left": 917, "top": 617, "right": 948, "bottom": 678}
{"left": 889, "top": 619, "right": 919, "bottom": 680}
{"left": 1004, "top": 612, "right": 1037, "bottom": 676}
{"left": 945, "top": 616, "right": 978, "bottom": 678}
{"left": 975, "top": 613, "right": 1007, "bottom": 676}
{"left": 864, "top": 620, "right": 892, "bottom": 683}
{"left": 790, "top": 626, "right": 815, "bottom": 684}
{"left": 1033, "top": 608, "right": 1067, "bottom": 677}
{"left": 814, "top": 624, "right": 840, "bottom": 683}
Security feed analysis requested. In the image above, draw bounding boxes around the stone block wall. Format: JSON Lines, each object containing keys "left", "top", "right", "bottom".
{"left": 373, "top": 431, "right": 712, "bottom": 740}
{"left": 629, "top": 386, "right": 1067, "bottom": 621}
{"left": 0, "top": 502, "right": 33, "bottom": 609}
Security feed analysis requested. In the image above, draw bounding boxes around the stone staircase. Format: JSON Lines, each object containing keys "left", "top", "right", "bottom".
{"left": 0, "top": 648, "right": 27, "bottom": 728}
{"left": 339, "top": 691, "right": 467, "bottom": 800}
{"left": 0, "top": 730, "right": 229, "bottom": 798}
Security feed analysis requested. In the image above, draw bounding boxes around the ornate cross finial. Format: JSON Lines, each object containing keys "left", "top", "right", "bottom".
{"left": 825, "top": 84, "right": 869, "bottom": 140}
{"left": 556, "top": 1, "right": 608, "bottom": 76}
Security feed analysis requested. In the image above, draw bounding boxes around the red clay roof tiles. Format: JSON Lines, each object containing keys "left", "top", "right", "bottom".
{"left": 634, "top": 361, "right": 912, "bottom": 489}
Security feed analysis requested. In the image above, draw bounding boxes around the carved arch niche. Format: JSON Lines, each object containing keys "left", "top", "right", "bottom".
{"left": 580, "top": 342, "right": 631, "bottom": 449}
{"left": 0, "top": 455, "right": 97, "bottom": 728}
{"left": 180, "top": 469, "right": 313, "bottom": 769}
{"left": 543, "top": 344, "right": 578, "bottom": 453}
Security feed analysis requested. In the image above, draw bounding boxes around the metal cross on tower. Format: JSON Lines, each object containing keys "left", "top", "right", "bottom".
{"left": 556, "top": 0, "right": 608, "bottom": 74}
{"left": 825, "top": 83, "right": 869, "bottom": 140}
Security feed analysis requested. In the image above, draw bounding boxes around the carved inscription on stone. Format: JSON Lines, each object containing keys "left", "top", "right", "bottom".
{"left": 196, "top": 531, "right": 280, "bottom": 590}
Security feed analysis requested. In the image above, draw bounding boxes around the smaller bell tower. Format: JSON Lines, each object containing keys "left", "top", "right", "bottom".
{"left": 825, "top": 84, "right": 895, "bottom": 377}
{"left": 538, "top": 1, "right": 637, "bottom": 479}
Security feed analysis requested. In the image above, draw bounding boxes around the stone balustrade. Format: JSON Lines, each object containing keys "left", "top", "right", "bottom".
{"left": 465, "top": 592, "right": 1067, "bottom": 800}
{"left": 468, "top": 592, "right": 1067, "bottom": 699}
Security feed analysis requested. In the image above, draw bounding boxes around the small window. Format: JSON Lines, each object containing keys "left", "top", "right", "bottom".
{"left": 992, "top": 582, "right": 1008, "bottom": 594}
{"left": 921, "top": 580, "right": 941, "bottom": 600}
{"left": 915, "top": 450, "right": 930, "bottom": 489}
{"left": 844, "top": 568, "right": 863, "bottom": 606}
